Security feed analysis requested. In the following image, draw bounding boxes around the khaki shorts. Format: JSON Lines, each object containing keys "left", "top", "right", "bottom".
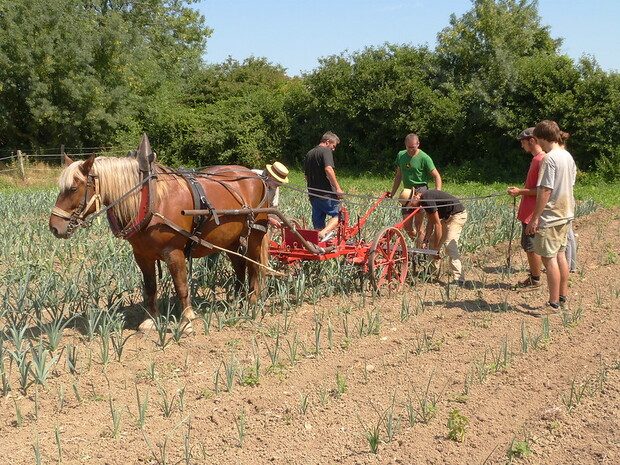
{"left": 533, "top": 222, "right": 569, "bottom": 258}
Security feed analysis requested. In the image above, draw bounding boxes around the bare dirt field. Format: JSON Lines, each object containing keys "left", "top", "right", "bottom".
{"left": 1, "top": 208, "right": 619, "bottom": 464}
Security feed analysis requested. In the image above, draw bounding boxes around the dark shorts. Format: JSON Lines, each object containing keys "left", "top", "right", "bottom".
{"left": 401, "top": 184, "right": 428, "bottom": 216}
{"left": 310, "top": 197, "right": 340, "bottom": 229}
{"left": 521, "top": 222, "right": 535, "bottom": 253}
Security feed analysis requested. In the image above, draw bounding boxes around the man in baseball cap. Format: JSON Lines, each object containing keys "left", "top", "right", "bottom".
{"left": 506, "top": 127, "right": 545, "bottom": 289}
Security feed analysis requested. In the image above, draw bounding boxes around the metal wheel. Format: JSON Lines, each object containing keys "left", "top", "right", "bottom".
{"left": 368, "top": 227, "right": 408, "bottom": 292}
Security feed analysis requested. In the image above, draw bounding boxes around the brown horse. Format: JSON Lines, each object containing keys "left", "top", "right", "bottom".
{"left": 49, "top": 154, "right": 268, "bottom": 333}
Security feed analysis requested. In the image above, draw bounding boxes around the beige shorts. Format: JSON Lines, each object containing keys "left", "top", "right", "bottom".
{"left": 533, "top": 222, "right": 569, "bottom": 258}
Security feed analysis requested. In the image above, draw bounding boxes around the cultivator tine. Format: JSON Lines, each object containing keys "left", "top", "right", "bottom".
{"left": 407, "top": 247, "right": 440, "bottom": 257}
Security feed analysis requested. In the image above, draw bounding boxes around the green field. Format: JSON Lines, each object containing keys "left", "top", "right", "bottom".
{"left": 286, "top": 169, "right": 620, "bottom": 208}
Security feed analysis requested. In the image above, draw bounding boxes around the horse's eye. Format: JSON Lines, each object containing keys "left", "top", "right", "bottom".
{"left": 69, "top": 186, "right": 78, "bottom": 192}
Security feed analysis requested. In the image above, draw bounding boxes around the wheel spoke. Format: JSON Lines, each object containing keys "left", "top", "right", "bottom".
{"left": 369, "top": 227, "right": 408, "bottom": 292}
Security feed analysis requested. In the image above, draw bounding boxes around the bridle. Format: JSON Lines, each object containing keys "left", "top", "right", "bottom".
{"left": 51, "top": 172, "right": 101, "bottom": 237}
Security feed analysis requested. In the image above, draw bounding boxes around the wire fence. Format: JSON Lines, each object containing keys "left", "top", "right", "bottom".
{"left": 0, "top": 147, "right": 134, "bottom": 176}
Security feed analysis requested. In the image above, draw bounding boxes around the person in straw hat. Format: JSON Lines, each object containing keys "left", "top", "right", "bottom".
{"left": 252, "top": 161, "right": 290, "bottom": 210}
{"left": 399, "top": 187, "right": 468, "bottom": 285}
{"left": 252, "top": 161, "right": 290, "bottom": 271}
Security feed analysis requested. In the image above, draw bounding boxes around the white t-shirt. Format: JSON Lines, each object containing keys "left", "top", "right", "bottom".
{"left": 251, "top": 169, "right": 280, "bottom": 207}
{"left": 536, "top": 148, "right": 576, "bottom": 228}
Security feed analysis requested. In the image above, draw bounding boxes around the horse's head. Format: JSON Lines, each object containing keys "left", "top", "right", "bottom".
{"left": 49, "top": 155, "right": 100, "bottom": 238}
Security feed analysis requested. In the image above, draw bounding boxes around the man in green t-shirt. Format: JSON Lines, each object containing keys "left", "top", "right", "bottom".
{"left": 389, "top": 133, "right": 442, "bottom": 242}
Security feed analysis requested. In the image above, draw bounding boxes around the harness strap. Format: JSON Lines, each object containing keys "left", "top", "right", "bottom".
{"left": 251, "top": 223, "right": 268, "bottom": 233}
{"left": 179, "top": 169, "right": 219, "bottom": 258}
{"left": 50, "top": 174, "right": 102, "bottom": 229}
{"left": 153, "top": 213, "right": 280, "bottom": 274}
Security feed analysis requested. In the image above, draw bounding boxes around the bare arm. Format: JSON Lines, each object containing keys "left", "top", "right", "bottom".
{"left": 525, "top": 187, "right": 552, "bottom": 235}
{"left": 507, "top": 187, "right": 537, "bottom": 197}
{"left": 325, "top": 166, "right": 344, "bottom": 198}
{"left": 430, "top": 168, "right": 442, "bottom": 190}
{"left": 389, "top": 168, "right": 402, "bottom": 198}
{"left": 426, "top": 211, "right": 442, "bottom": 250}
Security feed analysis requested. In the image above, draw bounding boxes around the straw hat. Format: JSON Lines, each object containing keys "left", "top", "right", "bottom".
{"left": 265, "top": 161, "right": 290, "bottom": 184}
{"left": 398, "top": 188, "right": 415, "bottom": 205}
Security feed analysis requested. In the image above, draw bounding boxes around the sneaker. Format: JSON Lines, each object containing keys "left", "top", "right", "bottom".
{"left": 528, "top": 301, "right": 560, "bottom": 317}
{"left": 320, "top": 231, "right": 336, "bottom": 242}
{"left": 515, "top": 275, "right": 542, "bottom": 290}
{"left": 559, "top": 295, "right": 567, "bottom": 305}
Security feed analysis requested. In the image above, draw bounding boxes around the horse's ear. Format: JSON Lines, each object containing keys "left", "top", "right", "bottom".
{"left": 79, "top": 155, "right": 96, "bottom": 175}
{"left": 63, "top": 154, "right": 74, "bottom": 166}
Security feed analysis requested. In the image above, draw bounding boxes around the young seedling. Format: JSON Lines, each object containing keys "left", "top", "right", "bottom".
{"left": 29, "top": 342, "right": 58, "bottom": 387}
{"left": 109, "top": 397, "right": 122, "bottom": 439}
{"left": 10, "top": 349, "right": 31, "bottom": 393}
{"left": 13, "top": 397, "right": 23, "bottom": 427}
{"left": 136, "top": 386, "right": 149, "bottom": 429}
{"left": 333, "top": 372, "right": 347, "bottom": 398}
{"left": 372, "top": 395, "right": 399, "bottom": 443}
{"left": 153, "top": 315, "right": 173, "bottom": 350}
{"left": 72, "top": 382, "right": 82, "bottom": 404}
{"left": 57, "top": 385, "right": 65, "bottom": 413}
{"left": 562, "top": 377, "right": 588, "bottom": 413}
{"left": 327, "top": 319, "right": 334, "bottom": 350}
{"left": 158, "top": 384, "right": 178, "bottom": 418}
{"left": 313, "top": 315, "right": 322, "bottom": 355}
{"left": 98, "top": 331, "right": 111, "bottom": 367}
{"left": 400, "top": 295, "right": 411, "bottom": 322}
{"left": 286, "top": 332, "right": 300, "bottom": 365}
{"left": 83, "top": 307, "right": 105, "bottom": 342}
{"left": 447, "top": 409, "right": 469, "bottom": 442}
{"left": 411, "top": 374, "right": 444, "bottom": 424}
{"left": 358, "top": 414, "right": 382, "bottom": 454}
{"left": 110, "top": 327, "right": 133, "bottom": 362}
{"left": 33, "top": 435, "right": 42, "bottom": 465}
{"left": 507, "top": 435, "right": 532, "bottom": 461}
{"left": 54, "top": 425, "right": 62, "bottom": 463}
{"left": 235, "top": 408, "right": 246, "bottom": 447}
{"left": 169, "top": 315, "right": 186, "bottom": 345}
{"left": 65, "top": 344, "right": 78, "bottom": 375}
{"left": 178, "top": 386, "right": 186, "bottom": 413}
{"left": 201, "top": 310, "right": 213, "bottom": 335}
{"left": 265, "top": 329, "right": 281, "bottom": 368}
{"left": 299, "top": 393, "right": 309, "bottom": 415}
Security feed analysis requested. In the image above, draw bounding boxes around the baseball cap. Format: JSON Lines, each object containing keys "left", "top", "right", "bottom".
{"left": 517, "top": 127, "right": 535, "bottom": 140}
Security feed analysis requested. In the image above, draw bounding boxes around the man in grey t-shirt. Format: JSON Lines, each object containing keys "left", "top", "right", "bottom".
{"left": 526, "top": 120, "right": 576, "bottom": 313}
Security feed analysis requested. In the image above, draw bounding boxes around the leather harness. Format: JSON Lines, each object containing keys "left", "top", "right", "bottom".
{"left": 178, "top": 169, "right": 220, "bottom": 258}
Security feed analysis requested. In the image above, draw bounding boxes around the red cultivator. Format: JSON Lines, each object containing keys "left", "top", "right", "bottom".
{"left": 268, "top": 192, "right": 428, "bottom": 292}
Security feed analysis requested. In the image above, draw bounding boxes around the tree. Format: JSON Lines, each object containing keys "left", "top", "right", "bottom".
{"left": 0, "top": 0, "right": 209, "bottom": 150}
{"left": 286, "top": 44, "right": 463, "bottom": 170}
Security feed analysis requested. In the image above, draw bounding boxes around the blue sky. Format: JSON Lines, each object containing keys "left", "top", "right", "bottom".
{"left": 196, "top": 0, "right": 620, "bottom": 75}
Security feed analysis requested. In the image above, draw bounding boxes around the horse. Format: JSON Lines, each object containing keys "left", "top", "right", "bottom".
{"left": 49, "top": 148, "right": 268, "bottom": 334}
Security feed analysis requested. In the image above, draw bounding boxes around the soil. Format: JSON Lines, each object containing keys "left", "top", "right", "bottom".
{"left": 1, "top": 208, "right": 619, "bottom": 464}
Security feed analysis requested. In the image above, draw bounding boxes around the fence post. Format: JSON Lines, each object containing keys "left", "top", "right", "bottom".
{"left": 60, "top": 144, "right": 65, "bottom": 165}
{"left": 17, "top": 150, "right": 25, "bottom": 180}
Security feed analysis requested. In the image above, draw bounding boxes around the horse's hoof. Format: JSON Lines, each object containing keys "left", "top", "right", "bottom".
{"left": 138, "top": 319, "right": 156, "bottom": 332}
{"left": 180, "top": 319, "right": 194, "bottom": 335}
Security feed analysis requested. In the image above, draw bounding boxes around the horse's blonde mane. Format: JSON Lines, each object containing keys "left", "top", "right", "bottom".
{"left": 59, "top": 157, "right": 168, "bottom": 227}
